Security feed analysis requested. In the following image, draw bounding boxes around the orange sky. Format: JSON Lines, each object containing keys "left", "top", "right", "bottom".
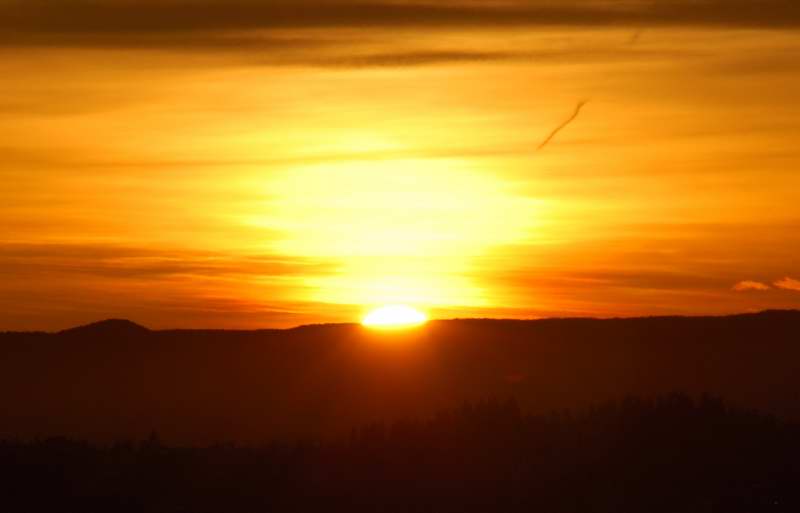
{"left": 2, "top": 1, "right": 800, "bottom": 330}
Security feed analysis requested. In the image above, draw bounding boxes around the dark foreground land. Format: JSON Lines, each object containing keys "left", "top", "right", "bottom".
{"left": 2, "top": 395, "right": 798, "bottom": 512}
{"left": 1, "top": 310, "right": 799, "bottom": 443}
{"left": 1, "top": 311, "right": 799, "bottom": 511}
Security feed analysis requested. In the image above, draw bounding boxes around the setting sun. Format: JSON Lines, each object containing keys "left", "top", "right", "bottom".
{"left": 362, "top": 305, "right": 428, "bottom": 328}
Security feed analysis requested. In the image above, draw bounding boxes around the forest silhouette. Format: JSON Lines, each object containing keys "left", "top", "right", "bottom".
{"left": 2, "top": 394, "right": 798, "bottom": 512}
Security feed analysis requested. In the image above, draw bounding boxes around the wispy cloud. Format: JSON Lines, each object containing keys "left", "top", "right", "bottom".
{"left": 0, "top": 243, "right": 334, "bottom": 281}
{"left": 774, "top": 277, "right": 800, "bottom": 291}
{"left": 1, "top": 1, "right": 798, "bottom": 51}
{"left": 0, "top": 242, "right": 343, "bottom": 330}
{"left": 731, "top": 277, "right": 800, "bottom": 292}
{"left": 732, "top": 280, "right": 771, "bottom": 291}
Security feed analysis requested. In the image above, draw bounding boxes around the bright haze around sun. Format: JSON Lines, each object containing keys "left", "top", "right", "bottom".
{"left": 362, "top": 305, "right": 428, "bottom": 329}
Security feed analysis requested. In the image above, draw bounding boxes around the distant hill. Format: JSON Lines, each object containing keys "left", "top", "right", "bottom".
{"left": 1, "top": 311, "right": 799, "bottom": 444}
{"left": 58, "top": 319, "right": 150, "bottom": 337}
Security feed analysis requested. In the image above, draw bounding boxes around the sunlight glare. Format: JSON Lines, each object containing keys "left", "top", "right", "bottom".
{"left": 362, "top": 304, "right": 428, "bottom": 328}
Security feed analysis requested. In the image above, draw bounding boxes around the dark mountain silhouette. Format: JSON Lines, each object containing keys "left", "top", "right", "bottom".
{"left": 58, "top": 318, "right": 150, "bottom": 337}
{"left": 1, "top": 310, "right": 799, "bottom": 444}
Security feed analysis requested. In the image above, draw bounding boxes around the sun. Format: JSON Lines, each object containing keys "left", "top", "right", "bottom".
{"left": 362, "top": 304, "right": 428, "bottom": 329}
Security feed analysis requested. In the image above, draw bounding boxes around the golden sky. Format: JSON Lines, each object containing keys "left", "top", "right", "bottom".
{"left": 2, "top": 1, "right": 800, "bottom": 330}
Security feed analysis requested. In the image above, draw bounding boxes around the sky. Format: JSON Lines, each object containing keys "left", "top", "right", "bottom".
{"left": 2, "top": 0, "right": 800, "bottom": 330}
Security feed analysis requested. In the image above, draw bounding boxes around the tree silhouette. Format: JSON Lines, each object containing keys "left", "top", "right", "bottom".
{"left": 1, "top": 393, "right": 797, "bottom": 512}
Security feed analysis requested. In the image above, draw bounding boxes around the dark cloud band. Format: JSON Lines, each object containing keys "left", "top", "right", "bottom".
{"left": 1, "top": 0, "right": 798, "bottom": 50}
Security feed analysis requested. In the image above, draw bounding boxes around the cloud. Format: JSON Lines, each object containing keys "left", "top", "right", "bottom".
{"left": 1, "top": 1, "right": 798, "bottom": 51}
{"left": 731, "top": 277, "right": 800, "bottom": 292}
{"left": 732, "top": 280, "right": 771, "bottom": 291}
{"left": 305, "top": 50, "right": 525, "bottom": 68}
{"left": 0, "top": 242, "right": 345, "bottom": 330}
{"left": 774, "top": 277, "right": 800, "bottom": 291}
{"left": 3, "top": 1, "right": 790, "bottom": 70}
{"left": 234, "top": 45, "right": 702, "bottom": 69}
{"left": 0, "top": 243, "right": 334, "bottom": 281}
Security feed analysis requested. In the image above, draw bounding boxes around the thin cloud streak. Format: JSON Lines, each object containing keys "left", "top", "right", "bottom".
{"left": 0, "top": 242, "right": 345, "bottom": 330}
{"left": 537, "top": 101, "right": 588, "bottom": 151}
{"left": 0, "top": 243, "right": 334, "bottom": 280}
{"left": 288, "top": 46, "right": 705, "bottom": 69}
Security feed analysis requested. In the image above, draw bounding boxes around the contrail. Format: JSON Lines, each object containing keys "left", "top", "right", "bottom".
{"left": 536, "top": 100, "right": 588, "bottom": 151}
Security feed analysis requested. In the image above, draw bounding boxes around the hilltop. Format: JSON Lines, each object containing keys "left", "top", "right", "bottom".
{"left": 58, "top": 319, "right": 150, "bottom": 336}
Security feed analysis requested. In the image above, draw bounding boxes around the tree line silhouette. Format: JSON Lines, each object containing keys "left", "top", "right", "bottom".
{"left": 2, "top": 393, "right": 797, "bottom": 512}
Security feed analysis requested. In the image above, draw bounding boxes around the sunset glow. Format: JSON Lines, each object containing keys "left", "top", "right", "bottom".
{"left": 362, "top": 305, "right": 428, "bottom": 328}
{"left": 1, "top": 1, "right": 800, "bottom": 330}
{"left": 3, "top": 2, "right": 798, "bottom": 510}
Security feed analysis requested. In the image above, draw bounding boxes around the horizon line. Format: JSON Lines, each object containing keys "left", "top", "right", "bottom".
{"left": 3, "top": 309, "right": 799, "bottom": 335}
